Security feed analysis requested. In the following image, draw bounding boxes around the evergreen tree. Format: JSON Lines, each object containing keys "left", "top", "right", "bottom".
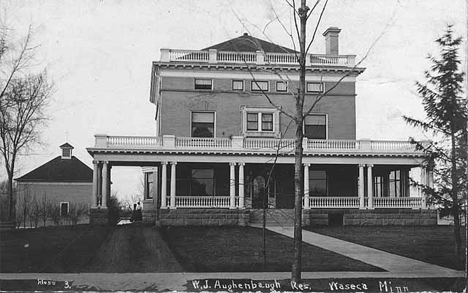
{"left": 404, "top": 24, "right": 467, "bottom": 256}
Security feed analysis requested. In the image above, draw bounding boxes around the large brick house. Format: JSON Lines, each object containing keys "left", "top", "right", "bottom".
{"left": 87, "top": 27, "right": 436, "bottom": 226}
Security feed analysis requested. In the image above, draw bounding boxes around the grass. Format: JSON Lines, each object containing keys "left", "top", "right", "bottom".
{"left": 160, "top": 226, "right": 384, "bottom": 272}
{"left": 1, "top": 225, "right": 113, "bottom": 273}
{"left": 309, "top": 226, "right": 467, "bottom": 270}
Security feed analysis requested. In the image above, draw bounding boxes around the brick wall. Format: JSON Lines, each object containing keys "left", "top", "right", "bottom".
{"left": 158, "top": 209, "right": 250, "bottom": 226}
{"left": 160, "top": 76, "right": 356, "bottom": 139}
{"left": 303, "top": 209, "right": 438, "bottom": 226}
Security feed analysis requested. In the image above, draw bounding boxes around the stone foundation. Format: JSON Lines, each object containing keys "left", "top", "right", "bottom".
{"left": 303, "top": 209, "right": 437, "bottom": 226}
{"left": 90, "top": 208, "right": 108, "bottom": 225}
{"left": 159, "top": 209, "right": 250, "bottom": 226}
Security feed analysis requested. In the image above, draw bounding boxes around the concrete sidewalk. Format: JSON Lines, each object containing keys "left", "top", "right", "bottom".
{"left": 266, "top": 226, "right": 463, "bottom": 277}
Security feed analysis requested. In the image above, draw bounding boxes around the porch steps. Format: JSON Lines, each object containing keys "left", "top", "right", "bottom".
{"left": 249, "top": 209, "right": 295, "bottom": 227}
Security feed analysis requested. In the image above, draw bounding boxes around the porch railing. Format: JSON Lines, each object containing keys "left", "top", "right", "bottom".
{"left": 160, "top": 48, "right": 356, "bottom": 67}
{"left": 308, "top": 196, "right": 360, "bottom": 208}
{"left": 165, "top": 196, "right": 424, "bottom": 209}
{"left": 373, "top": 197, "right": 423, "bottom": 209}
{"left": 94, "top": 135, "right": 426, "bottom": 155}
{"left": 174, "top": 196, "right": 237, "bottom": 208}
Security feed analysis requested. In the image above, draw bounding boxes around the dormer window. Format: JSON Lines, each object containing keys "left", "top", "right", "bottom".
{"left": 62, "top": 148, "right": 71, "bottom": 158}
{"left": 60, "top": 143, "right": 74, "bottom": 159}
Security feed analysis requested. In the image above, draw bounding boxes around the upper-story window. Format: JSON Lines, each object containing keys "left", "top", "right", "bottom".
{"left": 242, "top": 107, "right": 279, "bottom": 137}
{"left": 247, "top": 112, "right": 273, "bottom": 131}
{"left": 304, "top": 114, "right": 327, "bottom": 139}
{"left": 251, "top": 81, "right": 269, "bottom": 92}
{"left": 306, "top": 82, "right": 324, "bottom": 93}
{"left": 232, "top": 80, "right": 244, "bottom": 91}
{"left": 191, "top": 112, "right": 215, "bottom": 137}
{"left": 276, "top": 81, "right": 288, "bottom": 92}
{"left": 194, "top": 79, "right": 213, "bottom": 90}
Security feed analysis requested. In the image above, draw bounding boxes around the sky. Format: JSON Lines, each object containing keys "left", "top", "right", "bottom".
{"left": 1, "top": 0, "right": 467, "bottom": 202}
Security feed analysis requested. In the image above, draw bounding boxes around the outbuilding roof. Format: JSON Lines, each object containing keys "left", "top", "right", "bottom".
{"left": 15, "top": 156, "right": 92, "bottom": 183}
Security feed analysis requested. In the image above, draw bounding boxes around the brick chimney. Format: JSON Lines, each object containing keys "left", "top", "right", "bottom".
{"left": 323, "top": 27, "right": 341, "bottom": 55}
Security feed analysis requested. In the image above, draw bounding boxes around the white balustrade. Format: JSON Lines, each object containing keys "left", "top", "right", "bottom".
{"left": 217, "top": 52, "right": 257, "bottom": 63}
{"left": 307, "top": 139, "right": 359, "bottom": 150}
{"left": 107, "top": 136, "right": 162, "bottom": 148}
{"left": 162, "top": 49, "right": 355, "bottom": 67}
{"left": 175, "top": 137, "right": 231, "bottom": 149}
{"left": 169, "top": 50, "right": 209, "bottom": 62}
{"left": 96, "top": 135, "right": 424, "bottom": 156}
{"left": 175, "top": 196, "right": 232, "bottom": 208}
{"left": 310, "top": 54, "right": 352, "bottom": 66}
{"left": 373, "top": 197, "right": 423, "bottom": 208}
{"left": 371, "top": 141, "right": 416, "bottom": 152}
{"left": 309, "top": 196, "right": 360, "bottom": 208}
{"left": 244, "top": 138, "right": 295, "bottom": 150}
{"left": 265, "top": 52, "right": 298, "bottom": 64}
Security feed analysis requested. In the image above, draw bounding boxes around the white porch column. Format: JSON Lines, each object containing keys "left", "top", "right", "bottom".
{"left": 358, "top": 164, "right": 365, "bottom": 209}
{"left": 170, "top": 162, "right": 177, "bottom": 209}
{"left": 367, "top": 164, "right": 373, "bottom": 209}
{"left": 91, "top": 160, "right": 98, "bottom": 208}
{"left": 427, "top": 169, "right": 434, "bottom": 188}
{"left": 160, "top": 162, "right": 167, "bottom": 208}
{"left": 230, "top": 162, "right": 236, "bottom": 209}
{"left": 239, "top": 163, "right": 245, "bottom": 209}
{"left": 101, "top": 161, "right": 108, "bottom": 208}
{"left": 304, "top": 164, "right": 310, "bottom": 209}
{"left": 420, "top": 166, "right": 428, "bottom": 208}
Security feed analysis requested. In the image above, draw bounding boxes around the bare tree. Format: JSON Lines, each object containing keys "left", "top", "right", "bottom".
{"left": 67, "top": 203, "right": 89, "bottom": 225}
{"left": 29, "top": 194, "right": 41, "bottom": 228}
{"left": 0, "top": 24, "right": 52, "bottom": 221}
{"left": 39, "top": 192, "right": 50, "bottom": 226}
{"left": 230, "top": 0, "right": 387, "bottom": 281}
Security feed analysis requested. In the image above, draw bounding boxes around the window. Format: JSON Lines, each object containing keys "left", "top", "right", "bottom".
{"left": 374, "top": 176, "right": 384, "bottom": 197}
{"left": 247, "top": 112, "right": 274, "bottom": 132}
{"left": 145, "top": 172, "right": 154, "bottom": 199}
{"left": 62, "top": 148, "right": 71, "bottom": 159}
{"left": 194, "top": 79, "right": 212, "bottom": 90}
{"left": 307, "top": 82, "right": 324, "bottom": 93}
{"left": 276, "top": 81, "right": 287, "bottom": 92}
{"left": 304, "top": 114, "right": 327, "bottom": 139}
{"left": 191, "top": 112, "right": 214, "bottom": 137}
{"left": 389, "top": 170, "right": 401, "bottom": 197}
{"left": 309, "top": 170, "right": 327, "bottom": 195}
{"left": 60, "top": 202, "right": 69, "bottom": 217}
{"left": 232, "top": 80, "right": 244, "bottom": 91}
{"left": 191, "top": 169, "right": 215, "bottom": 196}
{"left": 251, "top": 81, "right": 269, "bottom": 91}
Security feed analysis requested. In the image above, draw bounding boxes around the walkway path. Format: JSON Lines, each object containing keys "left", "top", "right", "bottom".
{"left": 266, "top": 226, "right": 463, "bottom": 277}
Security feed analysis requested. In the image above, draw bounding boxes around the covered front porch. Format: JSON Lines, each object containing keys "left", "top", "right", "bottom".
{"left": 87, "top": 135, "right": 432, "bottom": 224}
{"left": 143, "top": 163, "right": 430, "bottom": 211}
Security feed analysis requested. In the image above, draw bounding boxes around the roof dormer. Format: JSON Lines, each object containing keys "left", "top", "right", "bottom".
{"left": 60, "top": 142, "right": 74, "bottom": 159}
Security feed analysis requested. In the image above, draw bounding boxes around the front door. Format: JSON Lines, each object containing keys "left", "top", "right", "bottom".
{"left": 251, "top": 175, "right": 276, "bottom": 208}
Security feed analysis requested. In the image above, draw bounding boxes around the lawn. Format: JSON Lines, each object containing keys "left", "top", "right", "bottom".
{"left": 309, "top": 226, "right": 467, "bottom": 270}
{"left": 160, "top": 226, "right": 383, "bottom": 272}
{"left": 0, "top": 225, "right": 113, "bottom": 273}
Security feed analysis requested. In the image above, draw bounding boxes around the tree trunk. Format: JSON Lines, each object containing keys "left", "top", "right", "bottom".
{"left": 7, "top": 171, "right": 14, "bottom": 221}
{"left": 291, "top": 0, "right": 308, "bottom": 282}
{"left": 450, "top": 128, "right": 462, "bottom": 256}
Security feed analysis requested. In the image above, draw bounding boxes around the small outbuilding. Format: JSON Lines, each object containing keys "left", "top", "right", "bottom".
{"left": 15, "top": 143, "right": 92, "bottom": 226}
